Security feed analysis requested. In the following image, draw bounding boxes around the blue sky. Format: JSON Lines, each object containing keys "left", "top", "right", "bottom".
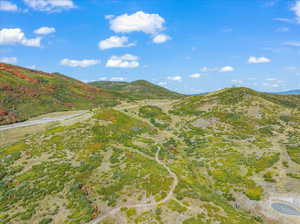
{"left": 0, "top": 0, "right": 300, "bottom": 93}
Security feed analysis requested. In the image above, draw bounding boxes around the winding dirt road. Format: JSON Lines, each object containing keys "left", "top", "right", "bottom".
{"left": 86, "top": 147, "right": 179, "bottom": 224}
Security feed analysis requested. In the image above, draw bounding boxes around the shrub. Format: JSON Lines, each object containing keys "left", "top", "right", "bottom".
{"left": 263, "top": 171, "right": 276, "bottom": 182}
{"left": 287, "top": 145, "right": 300, "bottom": 164}
{"left": 245, "top": 187, "right": 263, "bottom": 200}
{"left": 39, "top": 218, "right": 53, "bottom": 224}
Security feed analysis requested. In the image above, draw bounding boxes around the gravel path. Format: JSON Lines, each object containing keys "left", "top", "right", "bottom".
{"left": 86, "top": 147, "right": 179, "bottom": 224}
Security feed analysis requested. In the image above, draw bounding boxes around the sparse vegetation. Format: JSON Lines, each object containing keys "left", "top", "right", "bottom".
{"left": 0, "top": 63, "right": 119, "bottom": 125}
{"left": 0, "top": 86, "right": 299, "bottom": 224}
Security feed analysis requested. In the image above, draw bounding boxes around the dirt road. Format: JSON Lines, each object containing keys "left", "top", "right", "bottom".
{"left": 86, "top": 147, "right": 179, "bottom": 224}
{"left": 0, "top": 112, "right": 85, "bottom": 131}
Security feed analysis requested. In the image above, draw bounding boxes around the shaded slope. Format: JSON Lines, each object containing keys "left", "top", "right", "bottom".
{"left": 0, "top": 63, "right": 119, "bottom": 125}
{"left": 89, "top": 80, "right": 185, "bottom": 100}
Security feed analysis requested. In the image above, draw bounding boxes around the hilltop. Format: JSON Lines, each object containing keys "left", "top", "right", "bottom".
{"left": 171, "top": 87, "right": 300, "bottom": 115}
{"left": 89, "top": 80, "right": 185, "bottom": 100}
{"left": 1, "top": 87, "right": 299, "bottom": 224}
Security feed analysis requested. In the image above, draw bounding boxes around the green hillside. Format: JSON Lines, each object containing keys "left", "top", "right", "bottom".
{"left": 0, "top": 63, "right": 119, "bottom": 125}
{"left": 171, "top": 87, "right": 300, "bottom": 115}
{"left": 89, "top": 80, "right": 185, "bottom": 100}
{"left": 1, "top": 87, "right": 299, "bottom": 224}
{"left": 0, "top": 64, "right": 185, "bottom": 125}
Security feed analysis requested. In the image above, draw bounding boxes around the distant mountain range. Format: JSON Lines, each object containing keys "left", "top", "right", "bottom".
{"left": 272, "top": 90, "right": 300, "bottom": 95}
{"left": 191, "top": 89, "right": 300, "bottom": 96}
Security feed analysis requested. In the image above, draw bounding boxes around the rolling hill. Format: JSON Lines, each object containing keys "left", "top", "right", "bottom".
{"left": 1, "top": 87, "right": 299, "bottom": 224}
{"left": 89, "top": 80, "right": 185, "bottom": 100}
{"left": 0, "top": 63, "right": 122, "bottom": 125}
{"left": 0, "top": 64, "right": 186, "bottom": 125}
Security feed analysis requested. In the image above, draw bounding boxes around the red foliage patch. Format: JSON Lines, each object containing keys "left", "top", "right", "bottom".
{"left": 80, "top": 185, "right": 92, "bottom": 195}
{"left": 0, "top": 109, "right": 8, "bottom": 116}
{"left": 64, "top": 103, "right": 75, "bottom": 108}
{"left": 0, "top": 83, "right": 9, "bottom": 89}
{"left": 0, "top": 110, "right": 21, "bottom": 125}
{"left": 17, "top": 86, "right": 40, "bottom": 97}
{"left": 42, "top": 85, "right": 57, "bottom": 93}
{"left": 0, "top": 64, "right": 38, "bottom": 83}
{"left": 103, "top": 116, "right": 116, "bottom": 121}
{"left": 127, "top": 153, "right": 133, "bottom": 158}
{"left": 91, "top": 204, "right": 100, "bottom": 217}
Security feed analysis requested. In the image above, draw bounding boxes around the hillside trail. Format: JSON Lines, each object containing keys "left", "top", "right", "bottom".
{"left": 86, "top": 147, "right": 179, "bottom": 224}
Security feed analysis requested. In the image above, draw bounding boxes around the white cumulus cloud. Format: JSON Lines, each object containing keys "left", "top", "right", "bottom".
{"left": 0, "top": 28, "right": 42, "bottom": 47}
{"left": 273, "top": 18, "right": 294, "bottom": 23}
{"left": 219, "top": 66, "right": 235, "bottom": 72}
{"left": 98, "top": 36, "right": 135, "bottom": 50}
{"left": 200, "top": 66, "right": 219, "bottom": 72}
{"left": 152, "top": 34, "right": 170, "bottom": 44}
{"left": 106, "top": 54, "right": 139, "bottom": 68}
{"left": 0, "top": 1, "right": 17, "bottom": 11}
{"left": 275, "top": 27, "right": 289, "bottom": 32}
{"left": 23, "top": 0, "right": 75, "bottom": 12}
{"left": 167, "top": 76, "right": 182, "bottom": 81}
{"left": 109, "top": 11, "right": 165, "bottom": 34}
{"left": 34, "top": 26, "right": 55, "bottom": 35}
{"left": 105, "top": 14, "right": 114, "bottom": 20}
{"left": 248, "top": 56, "right": 271, "bottom": 64}
{"left": 283, "top": 41, "right": 300, "bottom": 47}
{"left": 60, "top": 58, "right": 100, "bottom": 68}
{"left": 291, "top": 1, "right": 300, "bottom": 23}
{"left": 0, "top": 56, "right": 17, "bottom": 63}
{"left": 200, "top": 66, "right": 235, "bottom": 73}
{"left": 22, "top": 37, "right": 42, "bottom": 47}
{"left": 189, "top": 73, "right": 202, "bottom": 78}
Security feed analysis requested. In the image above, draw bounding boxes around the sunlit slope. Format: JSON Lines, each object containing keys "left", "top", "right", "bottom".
{"left": 0, "top": 63, "right": 119, "bottom": 125}
{"left": 171, "top": 87, "right": 300, "bottom": 114}
{"left": 0, "top": 87, "right": 299, "bottom": 224}
{"left": 0, "top": 109, "right": 261, "bottom": 224}
{"left": 169, "top": 87, "right": 300, "bottom": 223}
{"left": 89, "top": 80, "right": 185, "bottom": 100}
